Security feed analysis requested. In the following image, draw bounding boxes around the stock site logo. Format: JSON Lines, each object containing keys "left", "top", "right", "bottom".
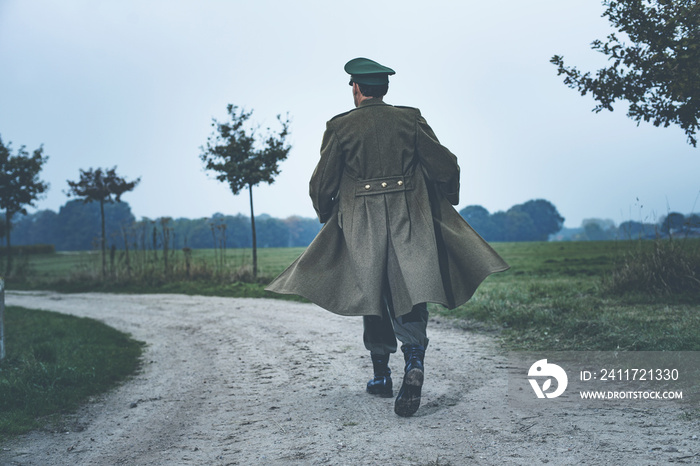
{"left": 528, "top": 359, "right": 568, "bottom": 399}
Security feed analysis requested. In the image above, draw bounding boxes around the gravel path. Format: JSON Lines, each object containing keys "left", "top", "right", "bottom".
{"left": 1, "top": 291, "right": 698, "bottom": 465}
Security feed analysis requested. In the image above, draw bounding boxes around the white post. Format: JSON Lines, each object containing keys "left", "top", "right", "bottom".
{"left": 0, "top": 278, "right": 5, "bottom": 361}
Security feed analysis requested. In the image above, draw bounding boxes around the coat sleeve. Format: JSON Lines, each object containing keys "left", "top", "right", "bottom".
{"left": 309, "top": 121, "right": 344, "bottom": 223}
{"left": 415, "top": 113, "right": 461, "bottom": 205}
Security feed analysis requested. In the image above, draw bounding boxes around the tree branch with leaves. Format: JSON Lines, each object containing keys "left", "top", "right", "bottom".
{"left": 551, "top": 0, "right": 700, "bottom": 147}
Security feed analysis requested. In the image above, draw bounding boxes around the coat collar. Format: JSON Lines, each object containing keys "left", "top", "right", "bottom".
{"left": 358, "top": 98, "right": 388, "bottom": 108}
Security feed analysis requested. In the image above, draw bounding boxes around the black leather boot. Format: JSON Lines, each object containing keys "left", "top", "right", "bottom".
{"left": 366, "top": 353, "right": 393, "bottom": 397}
{"left": 394, "top": 344, "right": 425, "bottom": 417}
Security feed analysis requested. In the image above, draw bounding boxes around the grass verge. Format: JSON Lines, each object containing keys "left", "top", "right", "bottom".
{"left": 0, "top": 306, "right": 144, "bottom": 439}
{"left": 442, "top": 278, "right": 700, "bottom": 351}
{"left": 436, "top": 238, "right": 700, "bottom": 352}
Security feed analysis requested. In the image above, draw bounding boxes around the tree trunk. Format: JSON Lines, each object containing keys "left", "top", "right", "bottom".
{"left": 249, "top": 184, "right": 257, "bottom": 279}
{"left": 100, "top": 199, "right": 106, "bottom": 279}
{"left": 5, "top": 211, "right": 12, "bottom": 276}
{"left": 0, "top": 278, "right": 6, "bottom": 361}
{"left": 162, "top": 222, "right": 169, "bottom": 277}
{"left": 121, "top": 225, "right": 131, "bottom": 278}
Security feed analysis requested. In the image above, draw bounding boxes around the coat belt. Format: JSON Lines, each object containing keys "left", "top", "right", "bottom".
{"left": 354, "top": 175, "right": 413, "bottom": 196}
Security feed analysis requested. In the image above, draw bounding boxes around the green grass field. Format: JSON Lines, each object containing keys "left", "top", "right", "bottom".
{"left": 0, "top": 306, "right": 144, "bottom": 439}
{"left": 5, "top": 238, "right": 700, "bottom": 352}
{"left": 441, "top": 239, "right": 700, "bottom": 351}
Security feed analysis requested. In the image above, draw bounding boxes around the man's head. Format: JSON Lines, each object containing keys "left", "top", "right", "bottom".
{"left": 344, "top": 57, "right": 395, "bottom": 107}
{"left": 351, "top": 82, "right": 389, "bottom": 107}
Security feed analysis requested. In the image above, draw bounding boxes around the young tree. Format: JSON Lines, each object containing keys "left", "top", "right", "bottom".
{"left": 551, "top": 0, "right": 700, "bottom": 146}
{"left": 66, "top": 167, "right": 140, "bottom": 278}
{"left": 200, "top": 104, "right": 291, "bottom": 278}
{"left": 0, "top": 135, "right": 49, "bottom": 275}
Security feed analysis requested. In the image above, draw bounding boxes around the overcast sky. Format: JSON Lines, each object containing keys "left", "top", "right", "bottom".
{"left": 1, "top": 0, "right": 698, "bottom": 228}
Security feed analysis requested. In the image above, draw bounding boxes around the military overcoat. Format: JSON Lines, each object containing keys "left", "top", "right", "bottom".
{"left": 266, "top": 99, "right": 509, "bottom": 317}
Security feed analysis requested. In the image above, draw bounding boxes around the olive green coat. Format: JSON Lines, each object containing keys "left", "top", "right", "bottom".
{"left": 266, "top": 99, "right": 509, "bottom": 317}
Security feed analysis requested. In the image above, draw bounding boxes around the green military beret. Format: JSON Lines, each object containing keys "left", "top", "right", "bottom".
{"left": 344, "top": 57, "right": 395, "bottom": 86}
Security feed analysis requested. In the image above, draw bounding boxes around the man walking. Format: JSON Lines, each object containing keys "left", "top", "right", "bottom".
{"left": 267, "top": 58, "right": 509, "bottom": 417}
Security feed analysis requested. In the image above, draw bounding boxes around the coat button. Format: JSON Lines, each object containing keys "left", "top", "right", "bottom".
{"left": 381, "top": 182, "right": 388, "bottom": 188}
{"left": 365, "top": 184, "right": 371, "bottom": 190}
{"left": 397, "top": 180, "right": 403, "bottom": 186}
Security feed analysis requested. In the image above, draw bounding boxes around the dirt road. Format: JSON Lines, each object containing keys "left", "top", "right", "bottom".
{"left": 1, "top": 292, "right": 698, "bottom": 465}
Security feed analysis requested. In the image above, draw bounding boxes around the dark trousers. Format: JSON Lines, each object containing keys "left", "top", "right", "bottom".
{"left": 363, "top": 291, "right": 429, "bottom": 355}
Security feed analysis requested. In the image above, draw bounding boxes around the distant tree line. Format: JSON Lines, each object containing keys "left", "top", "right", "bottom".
{"left": 459, "top": 199, "right": 565, "bottom": 242}
{"left": 9, "top": 200, "right": 322, "bottom": 252}
{"left": 11, "top": 197, "right": 695, "bottom": 251}
{"left": 11, "top": 198, "right": 570, "bottom": 251}
{"left": 551, "top": 213, "right": 700, "bottom": 242}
